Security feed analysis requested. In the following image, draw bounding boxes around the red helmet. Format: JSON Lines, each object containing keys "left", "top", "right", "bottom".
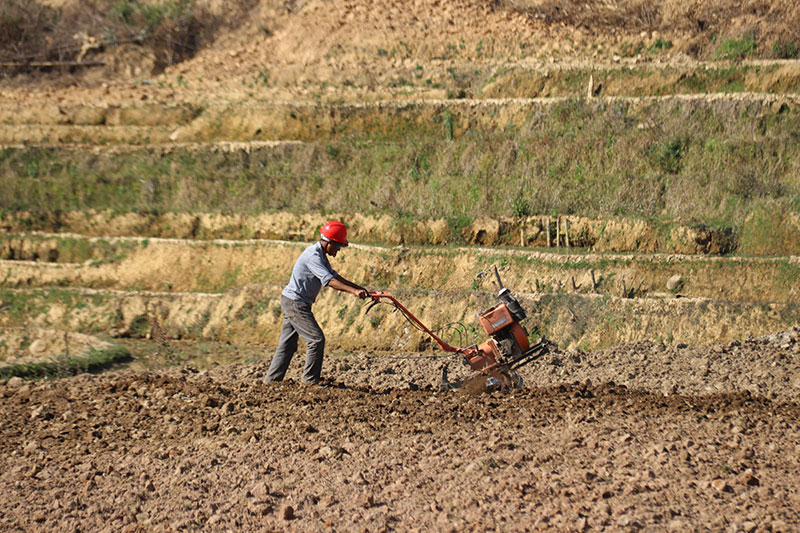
{"left": 320, "top": 220, "right": 349, "bottom": 246}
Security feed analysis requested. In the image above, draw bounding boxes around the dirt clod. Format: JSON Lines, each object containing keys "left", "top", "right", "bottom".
{"left": 249, "top": 481, "right": 270, "bottom": 499}
{"left": 711, "top": 479, "right": 733, "bottom": 493}
{"left": 359, "top": 494, "right": 375, "bottom": 509}
{"left": 281, "top": 504, "right": 295, "bottom": 520}
{"left": 740, "top": 473, "right": 760, "bottom": 487}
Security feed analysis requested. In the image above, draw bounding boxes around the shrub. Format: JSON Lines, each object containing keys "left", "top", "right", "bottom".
{"left": 0, "top": 1, "right": 60, "bottom": 59}
{"left": 0, "top": 0, "right": 207, "bottom": 74}
{"left": 443, "top": 110, "right": 454, "bottom": 141}
{"left": 511, "top": 197, "right": 531, "bottom": 217}
{"left": 651, "top": 137, "right": 689, "bottom": 175}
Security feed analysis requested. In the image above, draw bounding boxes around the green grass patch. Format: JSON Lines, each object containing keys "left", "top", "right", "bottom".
{"left": 0, "top": 345, "right": 131, "bottom": 380}
{"left": 0, "top": 289, "right": 113, "bottom": 327}
{"left": 715, "top": 34, "right": 757, "bottom": 61}
{"left": 649, "top": 38, "right": 672, "bottom": 53}
{"left": 739, "top": 202, "right": 800, "bottom": 256}
{"left": 0, "top": 289, "right": 49, "bottom": 323}
{"left": 111, "top": 0, "right": 190, "bottom": 31}
{"left": 0, "top": 234, "right": 134, "bottom": 264}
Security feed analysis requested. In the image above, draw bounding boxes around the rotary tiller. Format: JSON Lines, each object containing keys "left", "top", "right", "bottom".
{"left": 367, "top": 267, "right": 548, "bottom": 391}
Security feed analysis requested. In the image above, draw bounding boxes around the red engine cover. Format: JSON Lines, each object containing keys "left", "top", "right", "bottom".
{"left": 478, "top": 303, "right": 514, "bottom": 335}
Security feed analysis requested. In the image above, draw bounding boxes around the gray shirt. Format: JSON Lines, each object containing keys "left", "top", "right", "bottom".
{"left": 281, "top": 242, "right": 338, "bottom": 304}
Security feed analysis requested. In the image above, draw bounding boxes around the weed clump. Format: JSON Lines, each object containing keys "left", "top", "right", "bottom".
{"left": 772, "top": 41, "right": 799, "bottom": 59}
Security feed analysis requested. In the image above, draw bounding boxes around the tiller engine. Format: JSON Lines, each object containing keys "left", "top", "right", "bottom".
{"left": 367, "top": 267, "right": 548, "bottom": 390}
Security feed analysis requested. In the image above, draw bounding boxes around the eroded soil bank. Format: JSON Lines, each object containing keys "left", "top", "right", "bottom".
{"left": 0, "top": 209, "right": 753, "bottom": 254}
{"left": 4, "top": 283, "right": 800, "bottom": 359}
{"left": 3, "top": 232, "right": 800, "bottom": 304}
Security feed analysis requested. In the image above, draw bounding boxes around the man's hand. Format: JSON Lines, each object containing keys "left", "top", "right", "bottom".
{"left": 329, "top": 275, "right": 369, "bottom": 299}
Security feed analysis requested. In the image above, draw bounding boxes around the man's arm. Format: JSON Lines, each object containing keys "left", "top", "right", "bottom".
{"left": 328, "top": 275, "right": 368, "bottom": 298}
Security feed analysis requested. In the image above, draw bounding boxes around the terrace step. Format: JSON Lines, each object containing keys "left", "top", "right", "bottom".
{"left": 2, "top": 285, "right": 799, "bottom": 352}
{"left": 2, "top": 92, "right": 798, "bottom": 145}
{"left": 1, "top": 232, "right": 799, "bottom": 303}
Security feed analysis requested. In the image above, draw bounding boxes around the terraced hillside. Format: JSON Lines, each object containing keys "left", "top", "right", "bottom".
{"left": 1, "top": 1, "right": 800, "bottom": 530}
{"left": 2, "top": 0, "right": 800, "bottom": 380}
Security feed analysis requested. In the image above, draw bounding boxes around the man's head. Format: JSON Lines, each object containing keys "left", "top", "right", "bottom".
{"left": 320, "top": 220, "right": 348, "bottom": 256}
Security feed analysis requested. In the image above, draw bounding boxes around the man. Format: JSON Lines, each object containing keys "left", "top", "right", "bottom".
{"left": 264, "top": 220, "right": 369, "bottom": 384}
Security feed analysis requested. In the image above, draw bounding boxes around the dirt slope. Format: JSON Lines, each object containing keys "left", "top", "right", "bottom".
{"left": 5, "top": 0, "right": 800, "bottom": 104}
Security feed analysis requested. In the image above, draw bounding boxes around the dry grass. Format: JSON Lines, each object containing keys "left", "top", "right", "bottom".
{"left": 1, "top": 98, "right": 798, "bottom": 253}
{"left": 502, "top": 0, "right": 800, "bottom": 59}
{"left": 503, "top": 0, "right": 662, "bottom": 31}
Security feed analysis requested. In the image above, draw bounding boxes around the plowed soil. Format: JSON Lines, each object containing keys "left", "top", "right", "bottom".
{"left": 2, "top": 331, "right": 800, "bottom": 532}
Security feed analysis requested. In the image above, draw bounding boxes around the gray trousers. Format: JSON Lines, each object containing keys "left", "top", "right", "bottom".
{"left": 265, "top": 295, "right": 325, "bottom": 384}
